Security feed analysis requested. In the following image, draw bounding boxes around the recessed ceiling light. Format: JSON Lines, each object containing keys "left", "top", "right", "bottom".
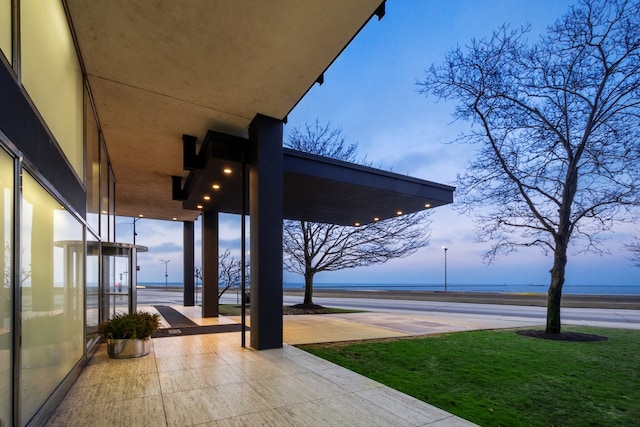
{"left": 197, "top": 204, "right": 203, "bottom": 209}
{"left": 355, "top": 222, "right": 361, "bottom": 227}
{"left": 203, "top": 195, "right": 211, "bottom": 201}
{"left": 172, "top": 217, "right": 177, "bottom": 221}
{"left": 138, "top": 214, "right": 144, "bottom": 218}
{"left": 212, "top": 184, "right": 220, "bottom": 190}
{"left": 373, "top": 217, "right": 380, "bottom": 222}
{"left": 223, "top": 168, "right": 232, "bottom": 174}
{"left": 397, "top": 211, "right": 403, "bottom": 215}
{"left": 425, "top": 203, "right": 431, "bottom": 208}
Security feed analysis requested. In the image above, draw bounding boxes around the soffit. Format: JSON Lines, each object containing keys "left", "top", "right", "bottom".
{"left": 282, "top": 150, "right": 454, "bottom": 225}
{"left": 179, "top": 133, "right": 454, "bottom": 226}
{"left": 64, "top": 0, "right": 383, "bottom": 221}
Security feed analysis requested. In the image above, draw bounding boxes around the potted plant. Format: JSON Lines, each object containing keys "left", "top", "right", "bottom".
{"left": 99, "top": 311, "right": 160, "bottom": 358}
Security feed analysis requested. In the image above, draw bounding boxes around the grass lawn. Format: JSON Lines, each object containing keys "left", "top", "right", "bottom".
{"left": 300, "top": 326, "right": 640, "bottom": 426}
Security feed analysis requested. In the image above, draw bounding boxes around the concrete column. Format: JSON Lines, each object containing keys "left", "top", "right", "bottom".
{"left": 249, "top": 114, "right": 283, "bottom": 350}
{"left": 183, "top": 221, "right": 195, "bottom": 306}
{"left": 202, "top": 210, "right": 219, "bottom": 317}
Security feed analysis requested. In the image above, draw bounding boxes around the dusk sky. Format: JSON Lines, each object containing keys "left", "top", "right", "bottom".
{"left": 122, "top": 1, "right": 640, "bottom": 293}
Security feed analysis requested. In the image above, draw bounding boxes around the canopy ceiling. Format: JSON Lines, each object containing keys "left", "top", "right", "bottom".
{"left": 65, "top": 0, "right": 385, "bottom": 221}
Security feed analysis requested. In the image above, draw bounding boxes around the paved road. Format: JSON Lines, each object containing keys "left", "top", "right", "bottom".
{"left": 286, "top": 295, "right": 640, "bottom": 327}
{"left": 137, "top": 287, "right": 640, "bottom": 329}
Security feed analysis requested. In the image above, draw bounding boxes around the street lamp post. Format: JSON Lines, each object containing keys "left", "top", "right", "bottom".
{"left": 156, "top": 258, "right": 170, "bottom": 287}
{"left": 133, "top": 215, "right": 143, "bottom": 244}
{"left": 442, "top": 246, "right": 448, "bottom": 292}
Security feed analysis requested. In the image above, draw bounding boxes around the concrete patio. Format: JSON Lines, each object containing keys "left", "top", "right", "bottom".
{"left": 46, "top": 296, "right": 639, "bottom": 425}
{"left": 45, "top": 306, "right": 480, "bottom": 426}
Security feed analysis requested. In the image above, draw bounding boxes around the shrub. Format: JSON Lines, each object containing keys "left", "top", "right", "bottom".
{"left": 99, "top": 311, "right": 160, "bottom": 340}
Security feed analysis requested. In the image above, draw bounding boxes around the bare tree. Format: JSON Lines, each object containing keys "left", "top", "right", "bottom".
{"left": 217, "top": 249, "right": 242, "bottom": 302}
{"left": 418, "top": 0, "right": 640, "bottom": 334}
{"left": 625, "top": 237, "right": 640, "bottom": 267}
{"left": 284, "top": 121, "right": 432, "bottom": 307}
{"left": 287, "top": 120, "right": 362, "bottom": 163}
{"left": 194, "top": 251, "right": 249, "bottom": 305}
{"left": 284, "top": 215, "right": 431, "bottom": 306}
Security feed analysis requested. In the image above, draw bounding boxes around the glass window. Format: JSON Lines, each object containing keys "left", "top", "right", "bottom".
{"left": 102, "top": 246, "right": 132, "bottom": 319}
{"left": 109, "top": 167, "right": 116, "bottom": 242}
{"left": 0, "top": 148, "right": 13, "bottom": 426}
{"left": 20, "top": 0, "right": 83, "bottom": 178}
{"left": 86, "top": 92, "right": 100, "bottom": 234}
{"left": 21, "top": 172, "right": 84, "bottom": 425}
{"left": 86, "top": 233, "right": 99, "bottom": 349}
{"left": 0, "top": 0, "right": 10, "bottom": 64}
{"left": 100, "top": 142, "right": 108, "bottom": 239}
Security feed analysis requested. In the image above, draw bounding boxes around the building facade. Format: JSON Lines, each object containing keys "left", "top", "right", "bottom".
{"left": 0, "top": 1, "right": 114, "bottom": 424}
{"left": 0, "top": 1, "right": 386, "bottom": 424}
{"left": 0, "top": 1, "right": 455, "bottom": 425}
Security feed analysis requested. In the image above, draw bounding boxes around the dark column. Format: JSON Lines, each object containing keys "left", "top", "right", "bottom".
{"left": 249, "top": 114, "right": 284, "bottom": 350}
{"left": 129, "top": 247, "right": 138, "bottom": 313}
{"left": 183, "top": 221, "right": 195, "bottom": 306}
{"left": 202, "top": 210, "right": 219, "bottom": 317}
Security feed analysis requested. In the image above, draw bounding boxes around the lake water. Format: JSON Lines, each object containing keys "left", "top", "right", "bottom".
{"left": 283, "top": 282, "right": 640, "bottom": 295}
{"left": 141, "top": 281, "right": 640, "bottom": 295}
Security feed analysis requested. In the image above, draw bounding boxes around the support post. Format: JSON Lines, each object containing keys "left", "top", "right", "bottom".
{"left": 241, "top": 151, "right": 247, "bottom": 348}
{"left": 202, "top": 210, "right": 219, "bottom": 317}
{"left": 183, "top": 221, "right": 195, "bottom": 306}
{"left": 249, "top": 114, "right": 284, "bottom": 350}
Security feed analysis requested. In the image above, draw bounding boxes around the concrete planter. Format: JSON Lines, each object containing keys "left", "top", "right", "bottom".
{"left": 107, "top": 338, "right": 151, "bottom": 358}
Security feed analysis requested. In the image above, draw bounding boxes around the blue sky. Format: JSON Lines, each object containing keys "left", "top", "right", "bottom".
{"left": 124, "top": 1, "right": 640, "bottom": 291}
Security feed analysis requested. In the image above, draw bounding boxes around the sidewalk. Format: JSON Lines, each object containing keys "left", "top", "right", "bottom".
{"left": 46, "top": 305, "right": 480, "bottom": 426}
{"left": 280, "top": 311, "right": 542, "bottom": 345}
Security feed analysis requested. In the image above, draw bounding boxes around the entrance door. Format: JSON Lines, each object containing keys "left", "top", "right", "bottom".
{"left": 101, "top": 243, "right": 147, "bottom": 323}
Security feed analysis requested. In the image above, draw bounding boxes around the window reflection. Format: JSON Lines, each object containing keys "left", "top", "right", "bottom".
{"left": 100, "top": 142, "right": 108, "bottom": 239}
{"left": 20, "top": 0, "right": 83, "bottom": 177}
{"left": 0, "top": 0, "right": 11, "bottom": 64}
{"left": 20, "top": 172, "right": 84, "bottom": 424}
{"left": 86, "top": 234, "right": 99, "bottom": 348}
{"left": 0, "top": 148, "right": 12, "bottom": 426}
{"left": 86, "top": 90, "right": 100, "bottom": 234}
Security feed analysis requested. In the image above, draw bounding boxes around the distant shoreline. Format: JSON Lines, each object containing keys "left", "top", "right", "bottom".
{"left": 138, "top": 284, "right": 640, "bottom": 309}
{"left": 282, "top": 288, "right": 640, "bottom": 309}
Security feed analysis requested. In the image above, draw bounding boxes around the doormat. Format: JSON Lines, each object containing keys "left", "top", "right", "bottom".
{"left": 152, "top": 323, "right": 247, "bottom": 338}
{"left": 152, "top": 305, "right": 199, "bottom": 328}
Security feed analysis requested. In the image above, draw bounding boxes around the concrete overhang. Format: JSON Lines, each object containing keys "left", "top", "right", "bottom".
{"left": 64, "top": 0, "right": 386, "bottom": 221}
{"left": 283, "top": 149, "right": 454, "bottom": 225}
{"left": 176, "top": 130, "right": 454, "bottom": 226}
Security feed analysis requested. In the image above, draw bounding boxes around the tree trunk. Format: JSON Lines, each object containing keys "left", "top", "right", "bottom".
{"left": 546, "top": 280, "right": 562, "bottom": 334}
{"left": 303, "top": 272, "right": 314, "bottom": 305}
{"left": 546, "top": 242, "right": 568, "bottom": 334}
